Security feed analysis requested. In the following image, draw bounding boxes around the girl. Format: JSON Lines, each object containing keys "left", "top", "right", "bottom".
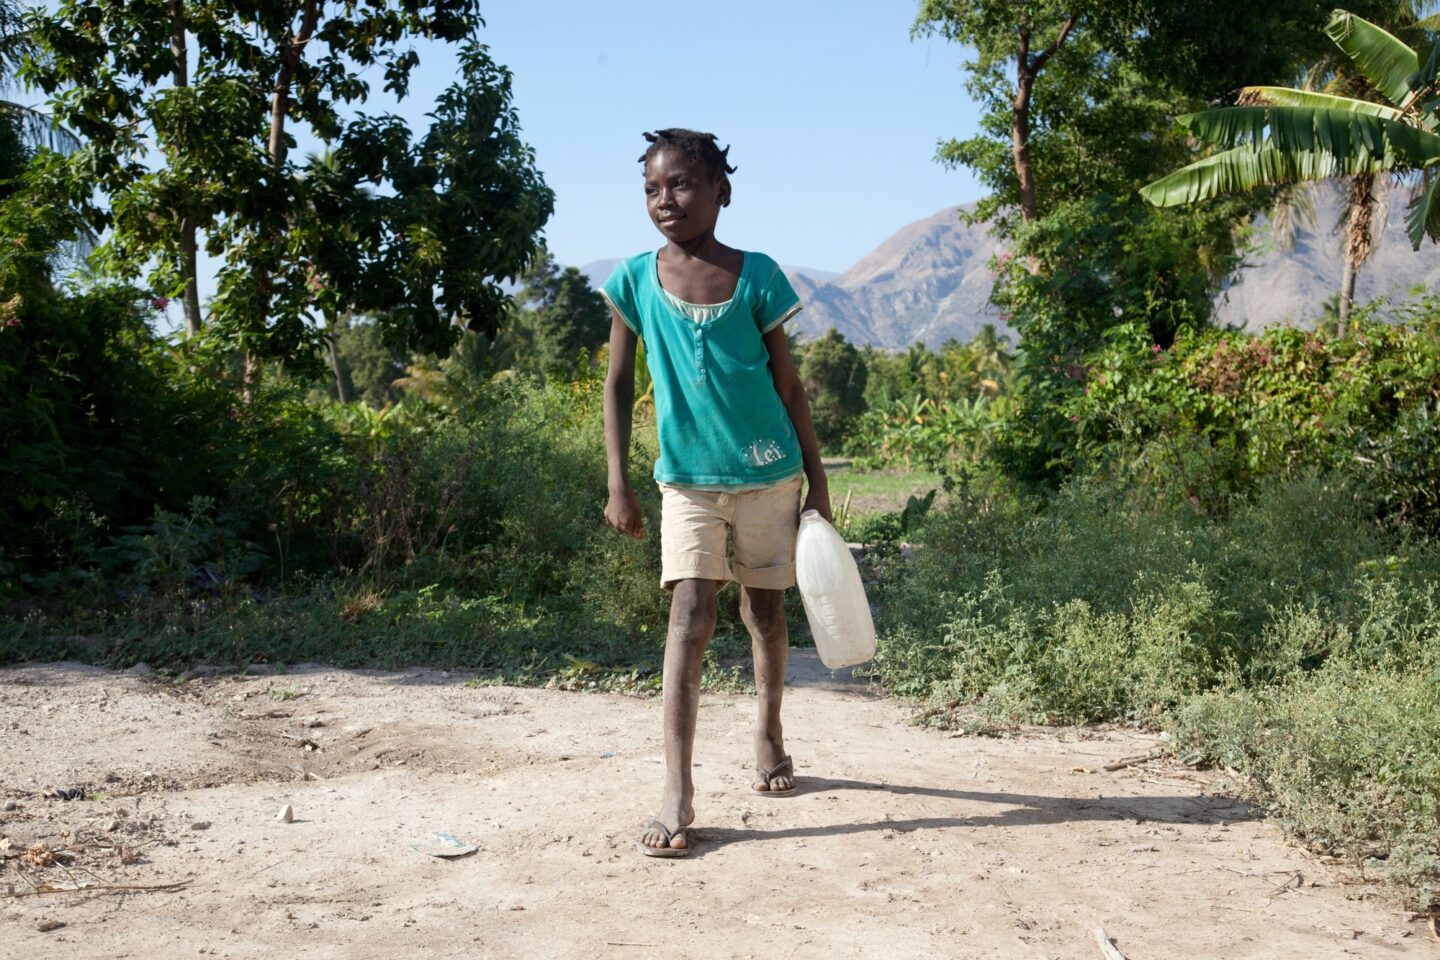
{"left": 600, "top": 129, "right": 832, "bottom": 857}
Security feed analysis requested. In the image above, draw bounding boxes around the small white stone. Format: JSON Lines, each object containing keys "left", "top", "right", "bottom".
{"left": 277, "top": 804, "right": 294, "bottom": 823}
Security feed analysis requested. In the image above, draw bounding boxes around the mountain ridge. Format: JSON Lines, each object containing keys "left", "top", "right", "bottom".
{"left": 580, "top": 185, "right": 1437, "bottom": 350}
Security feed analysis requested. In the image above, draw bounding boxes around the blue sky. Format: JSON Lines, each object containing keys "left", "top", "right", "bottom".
{"left": 444, "top": 1, "right": 984, "bottom": 272}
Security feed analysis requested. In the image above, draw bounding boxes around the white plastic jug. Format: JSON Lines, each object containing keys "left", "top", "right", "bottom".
{"left": 795, "top": 509, "right": 876, "bottom": 669}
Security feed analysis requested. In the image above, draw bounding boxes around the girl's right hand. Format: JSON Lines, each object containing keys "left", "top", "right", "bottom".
{"left": 604, "top": 489, "right": 645, "bottom": 538}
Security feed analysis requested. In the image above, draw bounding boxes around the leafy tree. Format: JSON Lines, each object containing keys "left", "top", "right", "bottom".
{"left": 22, "top": 1, "right": 553, "bottom": 367}
{"left": 914, "top": 1, "right": 1409, "bottom": 485}
{"left": 796, "top": 329, "right": 867, "bottom": 449}
{"left": 509, "top": 248, "right": 610, "bottom": 378}
{"left": 911, "top": 1, "right": 1386, "bottom": 244}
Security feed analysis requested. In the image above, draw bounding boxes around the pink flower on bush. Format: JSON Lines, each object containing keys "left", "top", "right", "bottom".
{"left": 1152, "top": 344, "right": 1163, "bottom": 354}
{"left": 150, "top": 296, "right": 170, "bottom": 311}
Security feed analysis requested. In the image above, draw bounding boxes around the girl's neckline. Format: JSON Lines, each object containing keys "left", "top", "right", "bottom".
{"left": 652, "top": 249, "right": 746, "bottom": 326}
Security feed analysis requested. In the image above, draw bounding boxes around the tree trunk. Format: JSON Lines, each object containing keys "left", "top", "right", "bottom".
{"left": 1338, "top": 256, "right": 1355, "bottom": 339}
{"left": 245, "top": 0, "right": 322, "bottom": 395}
{"left": 268, "top": 0, "right": 320, "bottom": 172}
{"left": 1338, "top": 171, "right": 1376, "bottom": 340}
{"left": 170, "top": 0, "right": 202, "bottom": 337}
{"left": 1010, "top": 15, "right": 1075, "bottom": 273}
{"left": 1012, "top": 69, "right": 1038, "bottom": 227}
{"left": 328, "top": 333, "right": 352, "bottom": 404}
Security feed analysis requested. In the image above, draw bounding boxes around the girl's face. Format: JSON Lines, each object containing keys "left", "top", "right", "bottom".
{"left": 644, "top": 148, "right": 728, "bottom": 244}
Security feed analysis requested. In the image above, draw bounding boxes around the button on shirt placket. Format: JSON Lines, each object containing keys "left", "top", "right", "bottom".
{"left": 693, "top": 324, "right": 707, "bottom": 384}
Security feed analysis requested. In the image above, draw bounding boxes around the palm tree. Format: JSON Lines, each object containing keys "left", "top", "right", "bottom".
{"left": 2, "top": 0, "right": 92, "bottom": 275}
{"left": 0, "top": 0, "right": 79, "bottom": 155}
{"left": 1142, "top": 10, "right": 1440, "bottom": 334}
{"left": 1276, "top": 6, "right": 1436, "bottom": 332}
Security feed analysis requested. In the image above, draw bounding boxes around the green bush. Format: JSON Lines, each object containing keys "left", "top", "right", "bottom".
{"left": 2, "top": 370, "right": 680, "bottom": 673}
{"left": 1174, "top": 653, "right": 1440, "bottom": 908}
{"left": 1060, "top": 315, "right": 1440, "bottom": 518}
{"left": 870, "top": 471, "right": 1440, "bottom": 904}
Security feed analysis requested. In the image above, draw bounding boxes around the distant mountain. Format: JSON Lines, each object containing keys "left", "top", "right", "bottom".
{"left": 575, "top": 184, "right": 1440, "bottom": 349}
{"left": 577, "top": 215, "right": 1003, "bottom": 351}
{"left": 1216, "top": 181, "right": 1440, "bottom": 329}
{"left": 782, "top": 207, "right": 1007, "bottom": 349}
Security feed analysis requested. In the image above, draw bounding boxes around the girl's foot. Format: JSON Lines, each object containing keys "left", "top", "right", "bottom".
{"left": 638, "top": 804, "right": 695, "bottom": 852}
{"left": 753, "top": 730, "right": 793, "bottom": 793}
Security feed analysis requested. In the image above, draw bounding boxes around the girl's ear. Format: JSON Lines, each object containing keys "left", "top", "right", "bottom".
{"left": 717, "top": 175, "right": 732, "bottom": 208}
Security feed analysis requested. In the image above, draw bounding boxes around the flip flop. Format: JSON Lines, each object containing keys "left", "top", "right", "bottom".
{"left": 635, "top": 818, "right": 691, "bottom": 858}
{"left": 753, "top": 755, "right": 797, "bottom": 797}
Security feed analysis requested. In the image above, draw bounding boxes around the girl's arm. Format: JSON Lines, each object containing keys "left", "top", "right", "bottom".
{"left": 763, "top": 326, "right": 833, "bottom": 522}
{"left": 603, "top": 309, "right": 644, "bottom": 538}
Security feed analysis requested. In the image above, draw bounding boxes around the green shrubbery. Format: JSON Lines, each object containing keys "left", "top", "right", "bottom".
{"left": 1, "top": 362, "right": 691, "bottom": 679}
{"left": 869, "top": 471, "right": 1439, "bottom": 905}
{"left": 1068, "top": 311, "right": 1440, "bottom": 519}
{"left": 842, "top": 296, "right": 1440, "bottom": 908}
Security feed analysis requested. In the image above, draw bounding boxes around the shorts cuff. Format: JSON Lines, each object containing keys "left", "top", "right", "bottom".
{"left": 661, "top": 553, "right": 733, "bottom": 590}
{"left": 733, "top": 560, "right": 795, "bottom": 590}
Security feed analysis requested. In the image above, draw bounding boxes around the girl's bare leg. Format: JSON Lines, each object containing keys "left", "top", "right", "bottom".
{"left": 639, "top": 577, "right": 719, "bottom": 851}
{"left": 740, "top": 585, "right": 792, "bottom": 792}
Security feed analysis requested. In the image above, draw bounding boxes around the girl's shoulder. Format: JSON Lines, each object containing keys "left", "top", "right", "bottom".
{"left": 608, "top": 250, "right": 656, "bottom": 282}
{"left": 601, "top": 251, "right": 656, "bottom": 299}
{"left": 741, "top": 250, "right": 789, "bottom": 291}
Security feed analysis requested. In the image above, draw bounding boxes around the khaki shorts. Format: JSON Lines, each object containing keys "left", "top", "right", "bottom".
{"left": 658, "top": 474, "right": 804, "bottom": 590}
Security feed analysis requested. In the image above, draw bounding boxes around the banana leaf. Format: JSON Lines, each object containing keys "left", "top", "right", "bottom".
{"left": 1324, "top": 10, "right": 1420, "bottom": 110}
{"left": 1141, "top": 144, "right": 1395, "bottom": 207}
{"left": 1238, "top": 86, "right": 1402, "bottom": 121}
{"left": 1405, "top": 171, "right": 1440, "bottom": 249}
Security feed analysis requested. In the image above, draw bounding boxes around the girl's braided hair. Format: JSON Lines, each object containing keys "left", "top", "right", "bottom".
{"left": 639, "top": 129, "right": 736, "bottom": 205}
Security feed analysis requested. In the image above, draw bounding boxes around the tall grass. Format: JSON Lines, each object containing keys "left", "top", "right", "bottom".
{"left": 2, "top": 376, "right": 756, "bottom": 689}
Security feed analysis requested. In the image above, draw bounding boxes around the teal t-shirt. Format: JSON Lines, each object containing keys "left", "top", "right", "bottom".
{"left": 601, "top": 250, "right": 805, "bottom": 486}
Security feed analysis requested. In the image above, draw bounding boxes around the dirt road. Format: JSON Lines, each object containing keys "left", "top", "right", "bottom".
{"left": 1, "top": 656, "right": 1434, "bottom": 959}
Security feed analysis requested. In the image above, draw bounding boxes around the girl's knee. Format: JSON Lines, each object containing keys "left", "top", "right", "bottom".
{"left": 740, "top": 587, "right": 786, "bottom": 637}
{"left": 669, "top": 579, "right": 719, "bottom": 636}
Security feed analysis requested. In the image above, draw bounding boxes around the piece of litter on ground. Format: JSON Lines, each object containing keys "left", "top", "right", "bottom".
{"left": 411, "top": 831, "right": 477, "bottom": 858}
{"left": 277, "top": 804, "right": 294, "bottom": 823}
{"left": 601, "top": 752, "right": 617, "bottom": 758}
{"left": 1094, "top": 926, "right": 1128, "bottom": 960}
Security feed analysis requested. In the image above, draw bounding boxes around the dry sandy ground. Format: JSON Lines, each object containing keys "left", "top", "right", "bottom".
{"left": 1, "top": 655, "right": 1436, "bottom": 960}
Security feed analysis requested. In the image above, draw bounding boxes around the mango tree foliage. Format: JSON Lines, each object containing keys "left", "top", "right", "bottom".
{"left": 796, "top": 329, "right": 868, "bottom": 449}
{"left": 20, "top": 0, "right": 553, "bottom": 369}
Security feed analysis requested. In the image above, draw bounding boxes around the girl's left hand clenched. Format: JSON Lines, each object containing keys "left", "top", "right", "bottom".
{"left": 802, "top": 481, "right": 832, "bottom": 523}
